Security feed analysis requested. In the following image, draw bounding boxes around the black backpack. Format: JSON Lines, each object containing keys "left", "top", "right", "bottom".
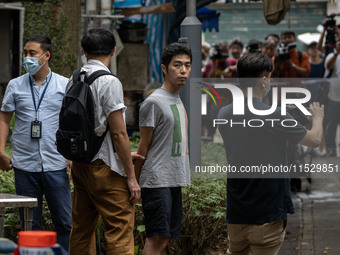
{"left": 56, "top": 68, "right": 114, "bottom": 162}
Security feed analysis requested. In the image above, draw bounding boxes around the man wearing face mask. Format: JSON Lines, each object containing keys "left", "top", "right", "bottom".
{"left": 0, "top": 35, "right": 71, "bottom": 254}
{"left": 218, "top": 52, "right": 324, "bottom": 255}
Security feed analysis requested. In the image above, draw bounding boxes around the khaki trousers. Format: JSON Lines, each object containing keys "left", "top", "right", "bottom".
{"left": 70, "top": 159, "right": 134, "bottom": 255}
{"left": 227, "top": 220, "right": 286, "bottom": 255}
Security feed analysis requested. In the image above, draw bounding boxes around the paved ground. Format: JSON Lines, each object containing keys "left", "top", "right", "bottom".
{"left": 280, "top": 155, "right": 340, "bottom": 255}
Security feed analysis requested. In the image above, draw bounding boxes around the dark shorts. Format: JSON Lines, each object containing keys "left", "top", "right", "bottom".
{"left": 141, "top": 187, "right": 182, "bottom": 239}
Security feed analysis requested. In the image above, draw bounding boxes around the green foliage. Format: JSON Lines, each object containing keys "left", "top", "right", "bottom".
{"left": 0, "top": 170, "right": 15, "bottom": 194}
{"left": 201, "top": 141, "right": 228, "bottom": 167}
{"left": 23, "top": 0, "right": 76, "bottom": 77}
{"left": 0, "top": 170, "right": 20, "bottom": 239}
{"left": 9, "top": 114, "right": 15, "bottom": 134}
{"left": 172, "top": 178, "right": 227, "bottom": 255}
{"left": 129, "top": 131, "right": 140, "bottom": 152}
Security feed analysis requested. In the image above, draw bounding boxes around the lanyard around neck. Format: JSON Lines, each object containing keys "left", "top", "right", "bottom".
{"left": 29, "top": 73, "right": 53, "bottom": 120}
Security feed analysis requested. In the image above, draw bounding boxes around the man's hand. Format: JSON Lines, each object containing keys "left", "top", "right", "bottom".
{"left": 127, "top": 177, "right": 141, "bottom": 204}
{"left": 67, "top": 160, "right": 72, "bottom": 173}
{"left": 300, "top": 102, "right": 324, "bottom": 148}
{"left": 0, "top": 152, "right": 12, "bottom": 171}
{"left": 309, "top": 102, "right": 324, "bottom": 122}
{"left": 131, "top": 152, "right": 145, "bottom": 164}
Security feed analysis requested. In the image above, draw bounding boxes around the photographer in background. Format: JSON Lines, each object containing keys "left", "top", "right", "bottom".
{"left": 265, "top": 33, "right": 280, "bottom": 50}
{"left": 203, "top": 41, "right": 229, "bottom": 78}
{"left": 262, "top": 40, "right": 277, "bottom": 59}
{"left": 222, "top": 38, "right": 244, "bottom": 78}
{"left": 246, "top": 39, "right": 262, "bottom": 54}
{"left": 273, "top": 30, "right": 310, "bottom": 78}
{"left": 317, "top": 14, "right": 340, "bottom": 56}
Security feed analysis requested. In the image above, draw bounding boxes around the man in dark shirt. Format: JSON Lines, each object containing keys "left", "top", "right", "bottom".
{"left": 218, "top": 52, "right": 324, "bottom": 255}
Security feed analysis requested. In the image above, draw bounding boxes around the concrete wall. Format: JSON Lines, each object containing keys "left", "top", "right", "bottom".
{"left": 204, "top": 1, "right": 327, "bottom": 51}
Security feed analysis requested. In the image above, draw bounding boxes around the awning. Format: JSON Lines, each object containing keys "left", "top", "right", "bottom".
{"left": 197, "top": 6, "right": 220, "bottom": 32}
{"left": 297, "top": 32, "right": 321, "bottom": 45}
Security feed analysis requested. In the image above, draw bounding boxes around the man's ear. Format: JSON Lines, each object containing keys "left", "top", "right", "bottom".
{"left": 111, "top": 47, "right": 116, "bottom": 56}
{"left": 261, "top": 76, "right": 268, "bottom": 88}
{"left": 45, "top": 51, "right": 51, "bottom": 61}
{"left": 82, "top": 49, "right": 88, "bottom": 58}
{"left": 161, "top": 64, "right": 167, "bottom": 76}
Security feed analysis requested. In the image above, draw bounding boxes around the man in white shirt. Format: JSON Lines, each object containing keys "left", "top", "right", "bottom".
{"left": 67, "top": 28, "right": 141, "bottom": 255}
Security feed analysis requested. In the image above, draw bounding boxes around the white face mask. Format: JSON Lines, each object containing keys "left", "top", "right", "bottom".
{"left": 23, "top": 52, "right": 47, "bottom": 75}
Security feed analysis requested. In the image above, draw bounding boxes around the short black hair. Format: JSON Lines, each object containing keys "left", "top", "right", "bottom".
{"left": 265, "top": 33, "right": 280, "bottom": 41}
{"left": 229, "top": 38, "right": 244, "bottom": 49}
{"left": 81, "top": 28, "right": 116, "bottom": 55}
{"left": 24, "top": 34, "right": 53, "bottom": 61}
{"left": 307, "top": 41, "right": 317, "bottom": 49}
{"left": 161, "top": 42, "right": 192, "bottom": 70}
{"left": 281, "top": 30, "right": 296, "bottom": 38}
{"left": 237, "top": 52, "right": 273, "bottom": 88}
{"left": 263, "top": 40, "right": 276, "bottom": 48}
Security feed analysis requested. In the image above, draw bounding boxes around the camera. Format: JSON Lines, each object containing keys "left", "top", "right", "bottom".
{"left": 324, "top": 13, "right": 340, "bottom": 56}
{"left": 325, "top": 14, "right": 336, "bottom": 29}
{"left": 210, "top": 44, "right": 228, "bottom": 60}
{"left": 278, "top": 42, "right": 297, "bottom": 61}
{"left": 325, "top": 14, "right": 337, "bottom": 55}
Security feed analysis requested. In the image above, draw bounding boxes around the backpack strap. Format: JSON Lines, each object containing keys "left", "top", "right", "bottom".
{"left": 85, "top": 70, "right": 115, "bottom": 85}
{"left": 84, "top": 69, "right": 117, "bottom": 152}
{"left": 72, "top": 68, "right": 86, "bottom": 83}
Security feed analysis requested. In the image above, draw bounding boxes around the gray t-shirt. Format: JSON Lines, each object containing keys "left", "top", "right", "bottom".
{"left": 139, "top": 88, "right": 190, "bottom": 188}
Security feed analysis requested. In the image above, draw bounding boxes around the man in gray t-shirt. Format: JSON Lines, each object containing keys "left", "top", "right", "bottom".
{"left": 135, "top": 43, "right": 191, "bottom": 255}
{"left": 138, "top": 88, "right": 190, "bottom": 188}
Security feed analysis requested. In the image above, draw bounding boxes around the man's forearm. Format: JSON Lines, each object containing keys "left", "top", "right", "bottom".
{"left": 317, "top": 28, "right": 325, "bottom": 52}
{"left": 310, "top": 118, "right": 323, "bottom": 145}
{"left": 291, "top": 64, "right": 309, "bottom": 77}
{"left": 326, "top": 54, "right": 338, "bottom": 70}
{"left": 0, "top": 113, "right": 11, "bottom": 153}
{"left": 111, "top": 130, "right": 136, "bottom": 179}
{"left": 302, "top": 118, "right": 323, "bottom": 148}
{"left": 134, "top": 143, "right": 150, "bottom": 182}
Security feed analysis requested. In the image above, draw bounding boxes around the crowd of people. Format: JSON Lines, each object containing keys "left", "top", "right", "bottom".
{"left": 202, "top": 26, "right": 340, "bottom": 158}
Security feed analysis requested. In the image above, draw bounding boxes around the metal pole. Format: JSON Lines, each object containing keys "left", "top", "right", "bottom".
{"left": 187, "top": 0, "right": 196, "bottom": 17}
{"left": 180, "top": 0, "right": 201, "bottom": 169}
{"left": 86, "top": 0, "right": 97, "bottom": 30}
{"left": 101, "top": 0, "right": 112, "bottom": 30}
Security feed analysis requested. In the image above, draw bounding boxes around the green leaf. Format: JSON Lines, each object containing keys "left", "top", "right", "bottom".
{"left": 137, "top": 225, "right": 145, "bottom": 233}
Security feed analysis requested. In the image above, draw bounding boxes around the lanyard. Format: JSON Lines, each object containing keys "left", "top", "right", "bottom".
{"left": 29, "top": 73, "right": 53, "bottom": 120}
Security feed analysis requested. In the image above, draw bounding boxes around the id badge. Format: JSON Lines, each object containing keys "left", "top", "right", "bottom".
{"left": 31, "top": 120, "right": 42, "bottom": 139}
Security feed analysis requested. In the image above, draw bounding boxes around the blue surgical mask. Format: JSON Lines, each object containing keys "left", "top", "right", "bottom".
{"left": 23, "top": 52, "right": 47, "bottom": 75}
